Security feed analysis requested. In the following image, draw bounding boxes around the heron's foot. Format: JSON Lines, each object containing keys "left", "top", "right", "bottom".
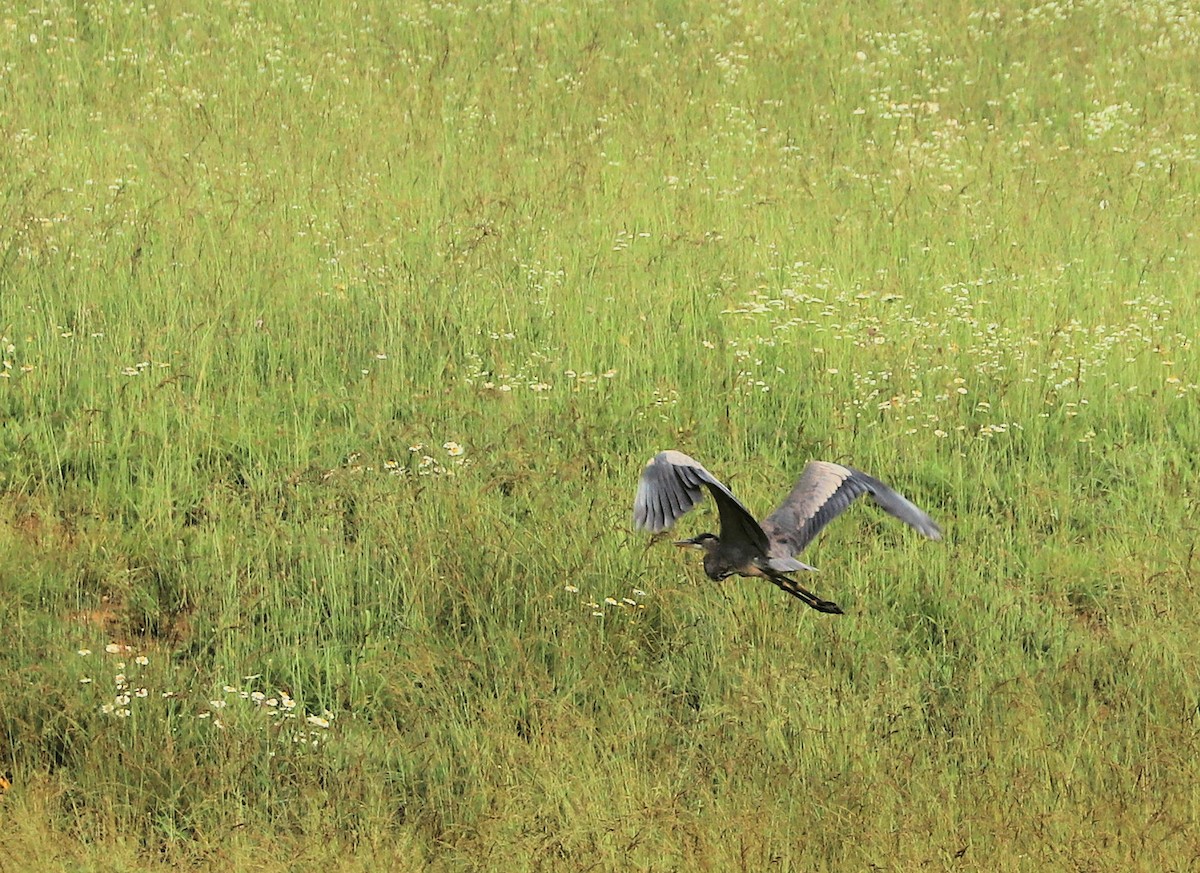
{"left": 813, "top": 599, "right": 844, "bottom": 615}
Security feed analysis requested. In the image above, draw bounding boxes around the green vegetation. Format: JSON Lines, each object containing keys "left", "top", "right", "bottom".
{"left": 2, "top": 0, "right": 1198, "bottom": 868}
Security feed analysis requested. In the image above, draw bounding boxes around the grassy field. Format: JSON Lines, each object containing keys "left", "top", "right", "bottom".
{"left": 2, "top": 0, "right": 1199, "bottom": 869}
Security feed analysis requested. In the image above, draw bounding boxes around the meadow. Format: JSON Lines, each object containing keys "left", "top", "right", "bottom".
{"left": 1, "top": 0, "right": 1198, "bottom": 869}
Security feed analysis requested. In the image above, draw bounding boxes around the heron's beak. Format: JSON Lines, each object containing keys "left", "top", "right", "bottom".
{"left": 673, "top": 538, "right": 702, "bottom": 549}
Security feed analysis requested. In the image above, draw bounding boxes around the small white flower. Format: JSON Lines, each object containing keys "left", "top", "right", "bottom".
{"left": 135, "top": 655, "right": 149, "bottom": 666}
{"left": 79, "top": 677, "right": 92, "bottom": 684}
{"left": 306, "top": 714, "right": 330, "bottom": 729}
{"left": 77, "top": 649, "right": 92, "bottom": 657}
{"left": 564, "top": 584, "right": 579, "bottom": 593}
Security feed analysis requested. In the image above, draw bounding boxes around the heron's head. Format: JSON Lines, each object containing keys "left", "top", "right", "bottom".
{"left": 674, "top": 533, "right": 719, "bottom": 552}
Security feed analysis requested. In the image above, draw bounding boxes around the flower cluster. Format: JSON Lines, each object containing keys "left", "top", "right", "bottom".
{"left": 563, "top": 584, "right": 648, "bottom": 618}
{"left": 120, "top": 360, "right": 169, "bottom": 376}
{"left": 77, "top": 643, "right": 334, "bottom": 744}
{"left": 328, "top": 443, "right": 471, "bottom": 480}
{"left": 713, "top": 262, "right": 1194, "bottom": 446}
{"left": 0, "top": 335, "right": 35, "bottom": 379}
{"left": 397, "top": 441, "right": 470, "bottom": 477}
{"left": 463, "top": 337, "right": 618, "bottom": 396}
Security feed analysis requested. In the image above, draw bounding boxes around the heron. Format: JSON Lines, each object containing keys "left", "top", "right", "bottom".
{"left": 632, "top": 451, "right": 942, "bottom": 614}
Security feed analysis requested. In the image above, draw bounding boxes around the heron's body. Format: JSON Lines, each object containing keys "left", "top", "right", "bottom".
{"left": 633, "top": 451, "right": 941, "bottom": 614}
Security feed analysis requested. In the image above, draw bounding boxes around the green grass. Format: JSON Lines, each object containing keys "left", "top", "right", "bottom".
{"left": 2, "top": 0, "right": 1199, "bottom": 868}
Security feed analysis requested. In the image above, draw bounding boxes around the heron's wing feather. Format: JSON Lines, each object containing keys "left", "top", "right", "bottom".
{"left": 633, "top": 451, "right": 704, "bottom": 532}
{"left": 633, "top": 451, "right": 770, "bottom": 552}
{"left": 761, "top": 461, "right": 941, "bottom": 558}
{"left": 856, "top": 469, "right": 943, "bottom": 541}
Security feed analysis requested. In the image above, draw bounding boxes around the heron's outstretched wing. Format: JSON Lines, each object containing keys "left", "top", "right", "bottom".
{"left": 760, "top": 461, "right": 941, "bottom": 560}
{"left": 632, "top": 451, "right": 770, "bottom": 553}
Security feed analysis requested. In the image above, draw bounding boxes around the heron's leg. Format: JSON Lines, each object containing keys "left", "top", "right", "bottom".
{"left": 767, "top": 573, "right": 844, "bottom": 615}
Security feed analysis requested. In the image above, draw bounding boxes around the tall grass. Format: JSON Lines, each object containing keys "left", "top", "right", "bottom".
{"left": 1, "top": 0, "right": 1198, "bottom": 868}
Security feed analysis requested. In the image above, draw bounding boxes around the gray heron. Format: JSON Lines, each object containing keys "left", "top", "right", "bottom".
{"left": 633, "top": 451, "right": 942, "bottom": 614}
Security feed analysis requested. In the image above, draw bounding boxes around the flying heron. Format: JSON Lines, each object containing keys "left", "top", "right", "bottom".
{"left": 632, "top": 451, "right": 942, "bottom": 614}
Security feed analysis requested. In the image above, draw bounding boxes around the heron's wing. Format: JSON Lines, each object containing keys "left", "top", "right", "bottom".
{"left": 760, "top": 461, "right": 942, "bottom": 559}
{"left": 632, "top": 451, "right": 770, "bottom": 552}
